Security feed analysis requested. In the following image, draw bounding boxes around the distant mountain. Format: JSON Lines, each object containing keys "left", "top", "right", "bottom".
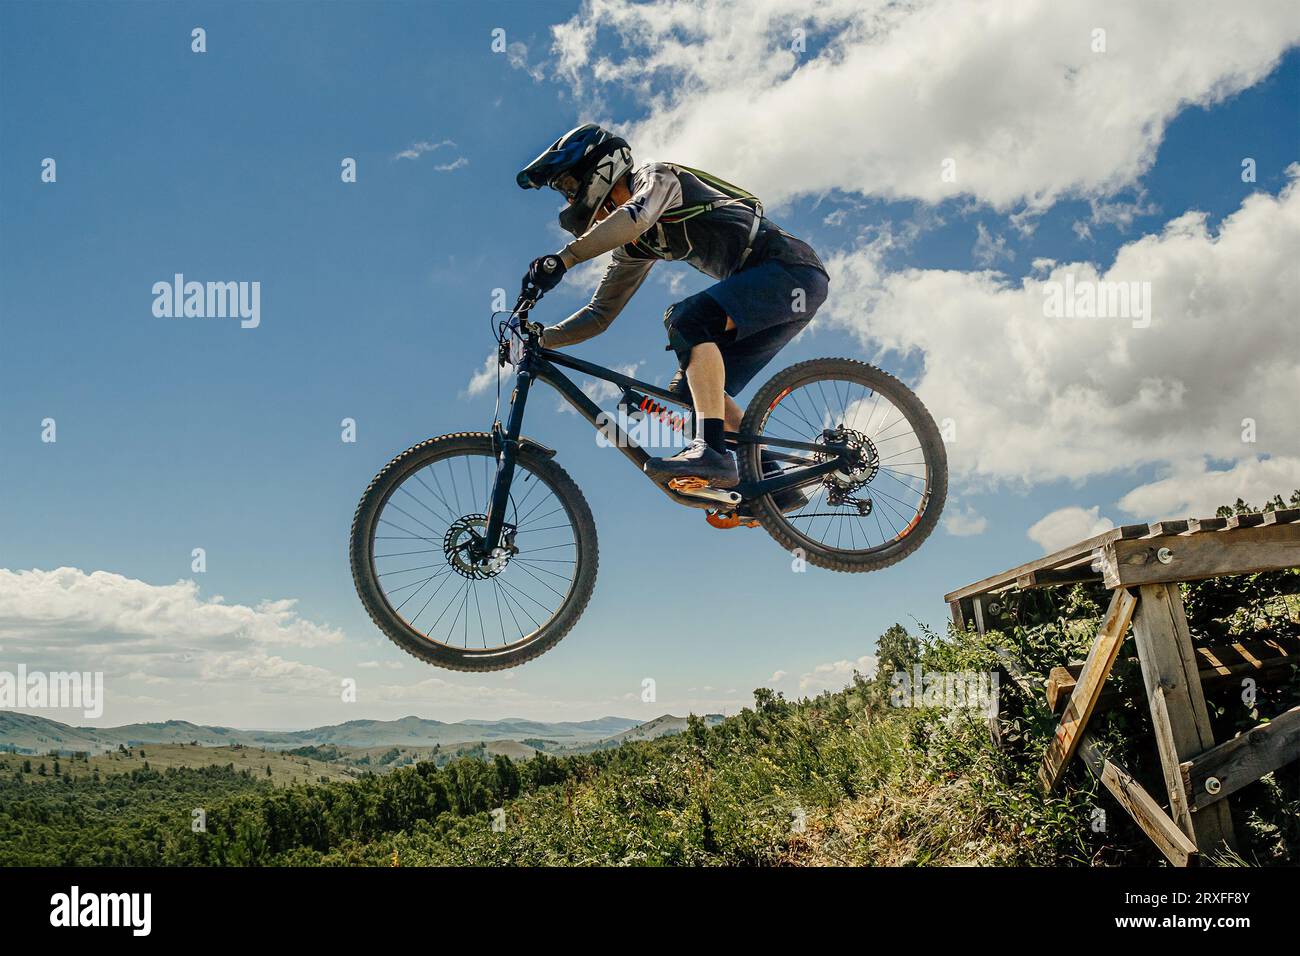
{"left": 557, "top": 713, "right": 726, "bottom": 753}
{"left": 0, "top": 711, "right": 648, "bottom": 755}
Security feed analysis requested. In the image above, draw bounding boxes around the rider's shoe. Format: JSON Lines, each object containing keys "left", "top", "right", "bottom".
{"left": 645, "top": 437, "right": 739, "bottom": 488}
{"left": 761, "top": 449, "right": 810, "bottom": 513}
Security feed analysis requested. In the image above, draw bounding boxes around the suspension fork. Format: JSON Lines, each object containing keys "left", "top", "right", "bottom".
{"left": 481, "top": 361, "right": 534, "bottom": 557}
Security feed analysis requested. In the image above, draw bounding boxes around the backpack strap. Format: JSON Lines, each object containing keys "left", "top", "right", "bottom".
{"left": 642, "top": 164, "right": 766, "bottom": 266}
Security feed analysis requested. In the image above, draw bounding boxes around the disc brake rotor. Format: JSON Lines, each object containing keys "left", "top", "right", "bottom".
{"left": 443, "top": 514, "right": 515, "bottom": 579}
{"left": 815, "top": 428, "right": 879, "bottom": 513}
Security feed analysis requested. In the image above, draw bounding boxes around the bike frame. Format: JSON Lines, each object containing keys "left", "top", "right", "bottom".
{"left": 481, "top": 326, "right": 847, "bottom": 554}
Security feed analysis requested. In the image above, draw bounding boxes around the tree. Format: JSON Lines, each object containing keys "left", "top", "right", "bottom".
{"left": 493, "top": 754, "right": 520, "bottom": 801}
{"left": 872, "top": 623, "right": 920, "bottom": 696}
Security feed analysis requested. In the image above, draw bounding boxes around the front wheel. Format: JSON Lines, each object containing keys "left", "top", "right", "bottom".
{"left": 350, "top": 432, "right": 598, "bottom": 672}
{"left": 739, "top": 358, "right": 947, "bottom": 572}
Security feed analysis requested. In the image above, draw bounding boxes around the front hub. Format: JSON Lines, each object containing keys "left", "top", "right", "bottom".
{"left": 443, "top": 515, "right": 516, "bottom": 579}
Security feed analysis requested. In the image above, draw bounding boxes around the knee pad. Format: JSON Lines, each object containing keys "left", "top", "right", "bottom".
{"left": 663, "top": 291, "right": 729, "bottom": 364}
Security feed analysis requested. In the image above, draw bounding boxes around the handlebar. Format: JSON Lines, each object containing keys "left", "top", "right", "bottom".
{"left": 499, "top": 287, "right": 545, "bottom": 367}
{"left": 511, "top": 287, "right": 546, "bottom": 335}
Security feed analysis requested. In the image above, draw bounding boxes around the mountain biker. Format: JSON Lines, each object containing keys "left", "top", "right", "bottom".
{"left": 516, "top": 123, "right": 830, "bottom": 490}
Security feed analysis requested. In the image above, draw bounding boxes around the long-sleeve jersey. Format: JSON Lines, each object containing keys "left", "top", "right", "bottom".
{"left": 543, "top": 161, "right": 824, "bottom": 347}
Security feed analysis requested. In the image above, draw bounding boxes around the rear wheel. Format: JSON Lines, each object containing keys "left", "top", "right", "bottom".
{"left": 739, "top": 358, "right": 947, "bottom": 572}
{"left": 350, "top": 432, "right": 598, "bottom": 671}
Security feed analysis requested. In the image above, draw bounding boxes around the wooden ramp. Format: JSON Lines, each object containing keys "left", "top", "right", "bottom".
{"left": 944, "top": 510, "right": 1300, "bottom": 865}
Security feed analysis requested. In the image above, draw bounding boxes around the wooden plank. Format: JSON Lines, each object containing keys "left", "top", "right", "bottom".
{"left": 1181, "top": 704, "right": 1300, "bottom": 811}
{"left": 1104, "top": 522, "right": 1300, "bottom": 588}
{"left": 1047, "top": 635, "right": 1300, "bottom": 714}
{"left": 1018, "top": 562, "right": 1104, "bottom": 588}
{"left": 1148, "top": 520, "right": 1190, "bottom": 536}
{"left": 1187, "top": 517, "right": 1228, "bottom": 533}
{"left": 1081, "top": 735, "right": 1199, "bottom": 867}
{"left": 949, "top": 600, "right": 966, "bottom": 632}
{"left": 946, "top": 529, "right": 1120, "bottom": 602}
{"left": 988, "top": 646, "right": 1032, "bottom": 750}
{"left": 943, "top": 525, "right": 1150, "bottom": 603}
{"left": 1261, "top": 508, "right": 1300, "bottom": 526}
{"left": 1039, "top": 588, "right": 1137, "bottom": 791}
{"left": 1224, "top": 512, "right": 1265, "bottom": 530}
{"left": 1048, "top": 665, "right": 1124, "bottom": 715}
{"left": 1130, "top": 584, "right": 1235, "bottom": 855}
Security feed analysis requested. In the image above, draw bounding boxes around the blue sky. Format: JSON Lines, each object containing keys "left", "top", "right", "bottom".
{"left": 2, "top": 0, "right": 1298, "bottom": 728}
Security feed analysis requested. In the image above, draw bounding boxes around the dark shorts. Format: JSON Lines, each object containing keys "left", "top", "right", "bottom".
{"left": 666, "top": 259, "right": 829, "bottom": 398}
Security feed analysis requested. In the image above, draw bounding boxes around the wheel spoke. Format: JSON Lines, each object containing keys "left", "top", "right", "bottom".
{"left": 755, "top": 370, "right": 935, "bottom": 556}
{"left": 366, "top": 448, "right": 581, "bottom": 655}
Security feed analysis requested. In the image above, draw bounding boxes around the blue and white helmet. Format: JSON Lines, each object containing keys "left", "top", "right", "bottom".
{"left": 517, "top": 123, "right": 634, "bottom": 236}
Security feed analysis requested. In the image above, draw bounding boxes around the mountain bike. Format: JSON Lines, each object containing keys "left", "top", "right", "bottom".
{"left": 350, "top": 290, "right": 947, "bottom": 671}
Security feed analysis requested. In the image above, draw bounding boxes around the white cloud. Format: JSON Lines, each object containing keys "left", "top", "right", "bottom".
{"left": 943, "top": 504, "right": 988, "bottom": 537}
{"left": 558, "top": 361, "right": 644, "bottom": 414}
{"left": 463, "top": 352, "right": 500, "bottom": 397}
{"left": 1087, "top": 193, "right": 1160, "bottom": 232}
{"left": 200, "top": 652, "right": 336, "bottom": 692}
{"left": 1117, "top": 457, "right": 1300, "bottom": 519}
{"left": 824, "top": 168, "right": 1300, "bottom": 486}
{"left": 507, "top": 41, "right": 546, "bottom": 82}
{"left": 395, "top": 138, "right": 456, "bottom": 161}
{"left": 1027, "top": 506, "right": 1114, "bottom": 553}
{"left": 552, "top": 0, "right": 1300, "bottom": 211}
{"left": 0, "top": 568, "right": 343, "bottom": 650}
{"left": 771, "top": 654, "right": 878, "bottom": 695}
{"left": 0, "top": 568, "right": 350, "bottom": 721}
{"left": 972, "top": 223, "right": 1013, "bottom": 268}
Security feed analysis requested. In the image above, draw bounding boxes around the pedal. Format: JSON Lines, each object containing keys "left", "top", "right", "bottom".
{"left": 706, "top": 510, "right": 759, "bottom": 530}
{"left": 667, "top": 476, "right": 742, "bottom": 507}
{"left": 668, "top": 476, "right": 710, "bottom": 492}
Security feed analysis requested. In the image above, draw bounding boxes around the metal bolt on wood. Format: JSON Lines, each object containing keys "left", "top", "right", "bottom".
{"left": 1157, "top": 547, "right": 1173, "bottom": 564}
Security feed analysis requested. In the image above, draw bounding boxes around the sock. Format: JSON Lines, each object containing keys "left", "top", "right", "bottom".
{"left": 700, "top": 418, "right": 726, "bottom": 454}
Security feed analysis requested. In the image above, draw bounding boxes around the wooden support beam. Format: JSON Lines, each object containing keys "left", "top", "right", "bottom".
{"left": 944, "top": 524, "right": 1149, "bottom": 603}
{"left": 1039, "top": 588, "right": 1137, "bottom": 791}
{"left": 1130, "top": 584, "right": 1236, "bottom": 855}
{"left": 1048, "top": 665, "right": 1125, "bottom": 715}
{"left": 1261, "top": 508, "right": 1300, "bottom": 526}
{"left": 949, "top": 599, "right": 966, "bottom": 632}
{"left": 1104, "top": 522, "right": 1300, "bottom": 588}
{"left": 1180, "top": 704, "right": 1300, "bottom": 811}
{"left": 1017, "top": 561, "right": 1104, "bottom": 588}
{"left": 1081, "top": 735, "right": 1199, "bottom": 867}
{"left": 945, "top": 511, "right": 1293, "bottom": 605}
{"left": 987, "top": 646, "right": 1030, "bottom": 749}
{"left": 1046, "top": 635, "right": 1300, "bottom": 714}
{"left": 1224, "top": 512, "right": 1266, "bottom": 530}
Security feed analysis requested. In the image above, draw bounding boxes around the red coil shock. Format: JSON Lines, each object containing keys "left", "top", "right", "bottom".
{"left": 638, "top": 396, "right": 687, "bottom": 432}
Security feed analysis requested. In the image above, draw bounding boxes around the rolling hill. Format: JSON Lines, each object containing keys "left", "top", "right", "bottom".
{"left": 0, "top": 711, "right": 675, "bottom": 756}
